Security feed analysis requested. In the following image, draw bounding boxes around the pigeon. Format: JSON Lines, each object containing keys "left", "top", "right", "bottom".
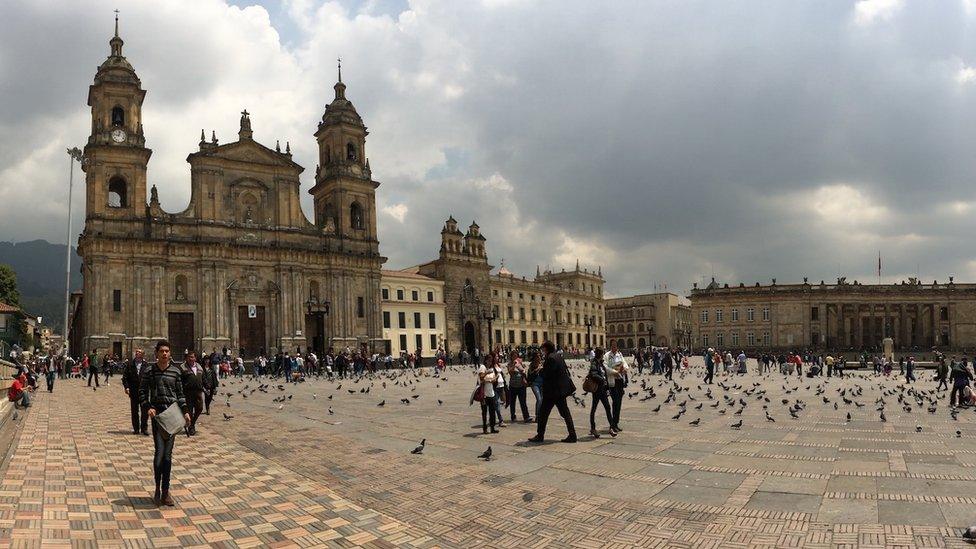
{"left": 963, "top": 525, "right": 976, "bottom": 539}
{"left": 652, "top": 405, "right": 661, "bottom": 413}
{"left": 328, "top": 407, "right": 334, "bottom": 415}
{"left": 958, "top": 430, "right": 963, "bottom": 438}
{"left": 880, "top": 411, "right": 887, "bottom": 422}
{"left": 915, "top": 425, "right": 922, "bottom": 433}
{"left": 277, "top": 404, "right": 284, "bottom": 411}
{"left": 731, "top": 419, "right": 742, "bottom": 429}
{"left": 689, "top": 418, "right": 701, "bottom": 426}
{"left": 411, "top": 439, "right": 426, "bottom": 454}
{"left": 223, "top": 412, "right": 234, "bottom": 420}
{"left": 671, "top": 412, "right": 682, "bottom": 420}
{"left": 11, "top": 411, "right": 17, "bottom": 421}
{"left": 765, "top": 412, "right": 775, "bottom": 423}
{"left": 846, "top": 412, "right": 852, "bottom": 422}
{"left": 378, "top": 400, "right": 385, "bottom": 407}
{"left": 438, "top": 400, "right": 444, "bottom": 406}
{"left": 478, "top": 446, "right": 492, "bottom": 460}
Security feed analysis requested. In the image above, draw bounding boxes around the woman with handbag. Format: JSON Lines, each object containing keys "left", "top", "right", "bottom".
{"left": 490, "top": 353, "right": 507, "bottom": 428}
{"left": 604, "top": 341, "right": 629, "bottom": 432}
{"left": 477, "top": 358, "right": 499, "bottom": 434}
{"left": 507, "top": 351, "right": 533, "bottom": 423}
{"left": 527, "top": 352, "right": 544, "bottom": 419}
{"left": 586, "top": 348, "right": 615, "bottom": 438}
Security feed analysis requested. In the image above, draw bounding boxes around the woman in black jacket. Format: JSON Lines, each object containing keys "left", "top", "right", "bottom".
{"left": 588, "top": 348, "right": 615, "bottom": 438}
{"left": 202, "top": 358, "right": 219, "bottom": 415}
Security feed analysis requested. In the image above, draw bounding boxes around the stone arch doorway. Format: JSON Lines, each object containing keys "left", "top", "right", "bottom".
{"left": 464, "top": 321, "right": 477, "bottom": 355}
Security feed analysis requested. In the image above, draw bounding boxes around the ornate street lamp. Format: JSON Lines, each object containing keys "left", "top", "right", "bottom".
{"left": 62, "top": 147, "right": 83, "bottom": 359}
{"left": 482, "top": 309, "right": 497, "bottom": 354}
{"left": 584, "top": 316, "right": 593, "bottom": 349}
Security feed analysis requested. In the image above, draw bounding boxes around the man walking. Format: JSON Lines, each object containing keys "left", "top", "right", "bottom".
{"left": 704, "top": 348, "right": 715, "bottom": 384}
{"left": 86, "top": 350, "right": 100, "bottom": 388}
{"left": 122, "top": 349, "right": 149, "bottom": 435}
{"left": 140, "top": 340, "right": 190, "bottom": 506}
{"left": 905, "top": 355, "right": 916, "bottom": 384}
{"left": 181, "top": 350, "right": 205, "bottom": 435}
{"left": 528, "top": 341, "right": 577, "bottom": 443}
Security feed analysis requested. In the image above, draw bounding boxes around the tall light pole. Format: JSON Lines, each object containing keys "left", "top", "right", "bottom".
{"left": 62, "top": 147, "right": 83, "bottom": 359}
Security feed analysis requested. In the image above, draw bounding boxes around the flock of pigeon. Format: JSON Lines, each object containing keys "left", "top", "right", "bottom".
{"left": 211, "top": 361, "right": 972, "bottom": 470}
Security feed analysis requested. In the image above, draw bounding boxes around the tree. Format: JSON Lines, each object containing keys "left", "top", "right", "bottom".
{"left": 0, "top": 264, "right": 20, "bottom": 307}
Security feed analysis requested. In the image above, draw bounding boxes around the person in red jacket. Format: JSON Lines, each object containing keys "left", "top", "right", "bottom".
{"left": 8, "top": 373, "right": 32, "bottom": 408}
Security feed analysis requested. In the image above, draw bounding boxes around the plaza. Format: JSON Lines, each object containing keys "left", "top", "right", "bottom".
{"left": 5, "top": 359, "right": 976, "bottom": 547}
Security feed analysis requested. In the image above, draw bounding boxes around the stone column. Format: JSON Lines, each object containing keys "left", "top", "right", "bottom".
{"left": 837, "top": 303, "right": 845, "bottom": 348}
{"left": 898, "top": 303, "right": 911, "bottom": 349}
{"left": 882, "top": 303, "right": 889, "bottom": 339}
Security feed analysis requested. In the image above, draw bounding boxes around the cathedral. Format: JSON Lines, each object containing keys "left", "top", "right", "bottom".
{"left": 74, "top": 20, "right": 385, "bottom": 359}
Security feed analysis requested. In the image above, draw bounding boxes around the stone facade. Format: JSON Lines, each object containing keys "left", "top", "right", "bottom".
{"left": 76, "top": 24, "right": 385, "bottom": 359}
{"left": 605, "top": 292, "right": 692, "bottom": 349}
{"left": 490, "top": 265, "right": 606, "bottom": 351}
{"left": 412, "top": 219, "right": 606, "bottom": 354}
{"left": 690, "top": 277, "right": 976, "bottom": 351}
{"left": 380, "top": 270, "right": 446, "bottom": 358}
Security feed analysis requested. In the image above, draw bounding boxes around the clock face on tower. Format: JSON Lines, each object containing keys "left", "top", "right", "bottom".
{"left": 111, "top": 129, "right": 126, "bottom": 143}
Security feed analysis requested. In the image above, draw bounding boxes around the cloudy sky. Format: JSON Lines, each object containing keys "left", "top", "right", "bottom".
{"left": 3, "top": 0, "right": 976, "bottom": 296}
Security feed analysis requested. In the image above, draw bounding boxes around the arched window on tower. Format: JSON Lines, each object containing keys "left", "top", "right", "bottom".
{"left": 350, "top": 202, "right": 364, "bottom": 230}
{"left": 346, "top": 142, "right": 357, "bottom": 161}
{"left": 107, "top": 177, "right": 127, "bottom": 208}
{"left": 111, "top": 106, "right": 125, "bottom": 127}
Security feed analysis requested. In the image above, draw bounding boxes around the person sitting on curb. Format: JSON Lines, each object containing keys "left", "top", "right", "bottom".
{"left": 8, "top": 373, "right": 33, "bottom": 408}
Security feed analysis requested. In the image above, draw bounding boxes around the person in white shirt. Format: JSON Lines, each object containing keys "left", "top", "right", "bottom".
{"left": 603, "top": 341, "right": 630, "bottom": 432}
{"left": 477, "top": 359, "right": 499, "bottom": 434}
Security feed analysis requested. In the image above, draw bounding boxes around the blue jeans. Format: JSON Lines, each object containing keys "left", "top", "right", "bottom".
{"left": 151, "top": 409, "right": 177, "bottom": 492}
{"left": 531, "top": 384, "right": 543, "bottom": 417}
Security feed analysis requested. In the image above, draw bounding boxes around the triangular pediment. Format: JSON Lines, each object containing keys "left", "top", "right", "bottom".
{"left": 189, "top": 139, "right": 304, "bottom": 171}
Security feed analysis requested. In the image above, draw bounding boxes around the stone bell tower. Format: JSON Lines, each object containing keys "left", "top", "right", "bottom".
{"left": 309, "top": 61, "right": 379, "bottom": 257}
{"left": 82, "top": 13, "right": 151, "bottom": 222}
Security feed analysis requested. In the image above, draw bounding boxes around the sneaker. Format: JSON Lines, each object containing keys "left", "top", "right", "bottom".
{"left": 589, "top": 429, "right": 601, "bottom": 439}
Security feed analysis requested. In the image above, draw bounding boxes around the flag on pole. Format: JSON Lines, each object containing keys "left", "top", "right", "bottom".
{"left": 877, "top": 251, "right": 882, "bottom": 277}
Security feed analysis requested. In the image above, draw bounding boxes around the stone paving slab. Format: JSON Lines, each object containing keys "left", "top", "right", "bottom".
{"left": 8, "top": 362, "right": 976, "bottom": 547}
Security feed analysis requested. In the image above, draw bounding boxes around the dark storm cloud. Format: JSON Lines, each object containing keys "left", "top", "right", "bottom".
{"left": 4, "top": 0, "right": 976, "bottom": 296}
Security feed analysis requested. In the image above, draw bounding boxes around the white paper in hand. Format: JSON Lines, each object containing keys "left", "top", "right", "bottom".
{"left": 155, "top": 402, "right": 185, "bottom": 436}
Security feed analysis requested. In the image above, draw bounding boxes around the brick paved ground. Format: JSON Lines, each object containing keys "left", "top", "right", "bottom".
{"left": 0, "top": 378, "right": 444, "bottom": 548}
{"left": 7, "top": 360, "right": 976, "bottom": 547}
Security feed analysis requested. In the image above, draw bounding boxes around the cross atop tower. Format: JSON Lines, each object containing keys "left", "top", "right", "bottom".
{"left": 337, "top": 57, "right": 342, "bottom": 83}
{"left": 114, "top": 9, "right": 120, "bottom": 37}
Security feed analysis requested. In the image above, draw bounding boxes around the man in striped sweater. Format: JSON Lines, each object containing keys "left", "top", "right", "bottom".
{"left": 140, "top": 340, "right": 191, "bottom": 506}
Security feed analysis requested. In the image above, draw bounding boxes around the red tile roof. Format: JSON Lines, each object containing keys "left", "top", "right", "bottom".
{"left": 0, "top": 302, "right": 21, "bottom": 314}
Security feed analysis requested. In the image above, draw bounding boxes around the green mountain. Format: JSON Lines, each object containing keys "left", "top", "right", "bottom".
{"left": 0, "top": 240, "right": 82, "bottom": 333}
